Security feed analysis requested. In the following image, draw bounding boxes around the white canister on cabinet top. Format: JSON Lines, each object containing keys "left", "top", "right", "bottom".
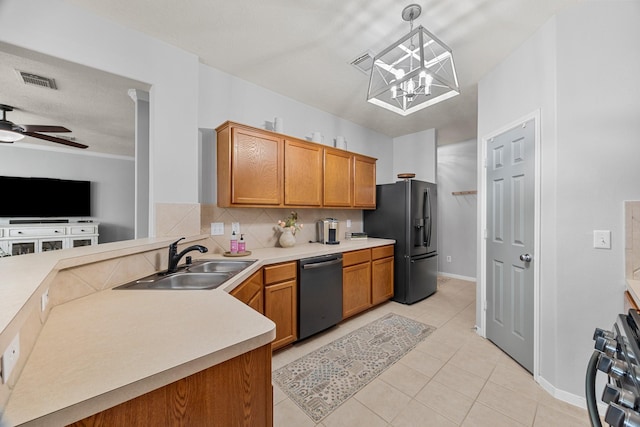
{"left": 274, "top": 117, "right": 284, "bottom": 133}
{"left": 335, "top": 136, "right": 347, "bottom": 150}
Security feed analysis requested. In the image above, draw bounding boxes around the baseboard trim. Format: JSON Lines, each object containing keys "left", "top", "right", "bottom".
{"left": 438, "top": 272, "right": 476, "bottom": 282}
{"left": 537, "top": 375, "right": 607, "bottom": 415}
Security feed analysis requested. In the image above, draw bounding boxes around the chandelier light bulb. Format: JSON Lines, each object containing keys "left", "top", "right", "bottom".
{"left": 406, "top": 78, "right": 415, "bottom": 95}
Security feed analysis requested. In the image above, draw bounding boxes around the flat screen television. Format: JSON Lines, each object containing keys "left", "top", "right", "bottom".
{"left": 0, "top": 176, "right": 91, "bottom": 218}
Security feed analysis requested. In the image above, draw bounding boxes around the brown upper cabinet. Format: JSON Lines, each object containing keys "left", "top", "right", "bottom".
{"left": 284, "top": 138, "right": 323, "bottom": 207}
{"left": 216, "top": 121, "right": 376, "bottom": 209}
{"left": 323, "top": 147, "right": 353, "bottom": 207}
{"left": 353, "top": 154, "right": 377, "bottom": 209}
{"left": 217, "top": 122, "right": 283, "bottom": 206}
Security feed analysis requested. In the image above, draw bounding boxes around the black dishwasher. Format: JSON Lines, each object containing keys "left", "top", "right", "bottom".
{"left": 298, "top": 253, "right": 343, "bottom": 340}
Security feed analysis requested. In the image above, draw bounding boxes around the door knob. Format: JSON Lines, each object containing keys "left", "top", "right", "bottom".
{"left": 519, "top": 254, "right": 532, "bottom": 262}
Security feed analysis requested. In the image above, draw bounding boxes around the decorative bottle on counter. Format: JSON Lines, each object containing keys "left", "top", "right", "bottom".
{"left": 238, "top": 234, "right": 246, "bottom": 253}
{"left": 230, "top": 231, "right": 238, "bottom": 254}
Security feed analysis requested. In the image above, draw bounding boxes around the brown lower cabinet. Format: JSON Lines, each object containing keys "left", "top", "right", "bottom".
{"left": 263, "top": 261, "right": 297, "bottom": 351}
{"left": 230, "top": 269, "right": 264, "bottom": 314}
{"left": 231, "top": 246, "right": 392, "bottom": 350}
{"left": 371, "top": 245, "right": 394, "bottom": 305}
{"left": 342, "top": 245, "right": 394, "bottom": 319}
{"left": 68, "top": 344, "right": 273, "bottom": 427}
{"left": 342, "top": 249, "right": 372, "bottom": 318}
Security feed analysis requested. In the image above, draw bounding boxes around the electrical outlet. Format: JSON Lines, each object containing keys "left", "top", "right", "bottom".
{"left": 346, "top": 219, "right": 352, "bottom": 228}
{"left": 1, "top": 333, "right": 20, "bottom": 384}
{"left": 211, "top": 222, "right": 224, "bottom": 236}
{"left": 446, "top": 256, "right": 452, "bottom": 262}
{"left": 593, "top": 230, "right": 611, "bottom": 249}
{"left": 41, "top": 288, "right": 49, "bottom": 312}
{"left": 231, "top": 222, "right": 240, "bottom": 234}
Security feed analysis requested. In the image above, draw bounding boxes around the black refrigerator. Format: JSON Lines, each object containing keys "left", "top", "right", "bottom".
{"left": 363, "top": 179, "right": 437, "bottom": 304}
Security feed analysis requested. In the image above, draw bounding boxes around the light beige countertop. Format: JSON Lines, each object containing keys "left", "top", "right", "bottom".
{"left": 0, "top": 237, "right": 394, "bottom": 426}
{"left": 2, "top": 290, "right": 275, "bottom": 427}
{"left": 0, "top": 236, "right": 200, "bottom": 336}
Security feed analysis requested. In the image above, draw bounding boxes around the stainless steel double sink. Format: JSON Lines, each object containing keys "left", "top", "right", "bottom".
{"left": 114, "top": 259, "right": 257, "bottom": 290}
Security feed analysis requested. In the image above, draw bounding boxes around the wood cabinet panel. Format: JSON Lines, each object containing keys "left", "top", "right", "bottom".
{"left": 68, "top": 344, "right": 273, "bottom": 427}
{"left": 264, "top": 279, "right": 297, "bottom": 350}
{"left": 371, "top": 256, "right": 394, "bottom": 305}
{"left": 372, "top": 245, "right": 394, "bottom": 260}
{"left": 323, "top": 148, "right": 353, "bottom": 207}
{"left": 353, "top": 154, "right": 376, "bottom": 208}
{"left": 264, "top": 262, "right": 297, "bottom": 284}
{"left": 217, "top": 122, "right": 283, "bottom": 207}
{"left": 343, "top": 248, "right": 371, "bottom": 267}
{"left": 231, "top": 128, "right": 283, "bottom": 205}
{"left": 342, "top": 262, "right": 371, "bottom": 318}
{"left": 284, "top": 139, "right": 323, "bottom": 206}
{"left": 230, "top": 270, "right": 263, "bottom": 314}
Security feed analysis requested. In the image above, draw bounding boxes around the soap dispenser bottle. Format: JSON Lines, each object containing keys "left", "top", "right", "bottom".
{"left": 230, "top": 231, "right": 238, "bottom": 254}
{"left": 238, "top": 234, "right": 246, "bottom": 253}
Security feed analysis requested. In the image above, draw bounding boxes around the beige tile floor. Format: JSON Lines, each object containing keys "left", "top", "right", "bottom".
{"left": 272, "top": 277, "right": 592, "bottom": 426}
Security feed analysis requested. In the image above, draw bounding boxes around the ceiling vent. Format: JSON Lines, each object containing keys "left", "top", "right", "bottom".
{"left": 350, "top": 50, "right": 376, "bottom": 74}
{"left": 17, "top": 71, "right": 57, "bottom": 90}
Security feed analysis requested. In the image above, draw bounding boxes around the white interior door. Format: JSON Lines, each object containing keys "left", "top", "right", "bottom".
{"left": 485, "top": 119, "right": 535, "bottom": 373}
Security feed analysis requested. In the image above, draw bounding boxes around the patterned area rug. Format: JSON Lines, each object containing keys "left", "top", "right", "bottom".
{"left": 272, "top": 313, "right": 435, "bottom": 422}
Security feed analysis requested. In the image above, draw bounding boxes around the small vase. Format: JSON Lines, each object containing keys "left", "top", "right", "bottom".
{"left": 279, "top": 229, "right": 296, "bottom": 248}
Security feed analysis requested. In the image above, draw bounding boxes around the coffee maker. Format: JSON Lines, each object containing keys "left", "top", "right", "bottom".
{"left": 317, "top": 218, "right": 340, "bottom": 245}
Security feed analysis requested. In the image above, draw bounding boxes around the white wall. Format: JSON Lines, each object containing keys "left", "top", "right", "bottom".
{"left": 0, "top": 0, "right": 200, "bottom": 216}
{"left": 437, "top": 140, "right": 477, "bottom": 279}
{"left": 197, "top": 64, "right": 394, "bottom": 185}
{"left": 0, "top": 145, "right": 134, "bottom": 243}
{"left": 391, "top": 129, "right": 437, "bottom": 184}
{"left": 478, "top": 0, "right": 640, "bottom": 401}
{"left": 553, "top": 0, "right": 640, "bottom": 396}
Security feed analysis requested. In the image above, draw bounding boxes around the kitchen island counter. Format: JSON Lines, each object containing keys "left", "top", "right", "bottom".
{"left": 2, "top": 289, "right": 275, "bottom": 426}
{"left": 0, "top": 237, "right": 394, "bottom": 426}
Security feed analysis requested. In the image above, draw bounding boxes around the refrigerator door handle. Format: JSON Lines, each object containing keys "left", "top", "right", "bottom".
{"left": 423, "top": 189, "right": 432, "bottom": 247}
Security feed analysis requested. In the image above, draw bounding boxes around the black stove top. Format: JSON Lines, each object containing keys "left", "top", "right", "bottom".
{"left": 590, "top": 310, "right": 640, "bottom": 426}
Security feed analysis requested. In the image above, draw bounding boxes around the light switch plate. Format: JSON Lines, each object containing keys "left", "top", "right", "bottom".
{"left": 231, "top": 222, "right": 240, "bottom": 234}
{"left": 211, "top": 222, "right": 224, "bottom": 236}
{"left": 1, "top": 333, "right": 20, "bottom": 384}
{"left": 593, "top": 230, "right": 611, "bottom": 249}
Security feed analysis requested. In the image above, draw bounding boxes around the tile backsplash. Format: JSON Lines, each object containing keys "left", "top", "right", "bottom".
{"left": 626, "top": 201, "right": 640, "bottom": 280}
{"left": 200, "top": 204, "right": 364, "bottom": 254}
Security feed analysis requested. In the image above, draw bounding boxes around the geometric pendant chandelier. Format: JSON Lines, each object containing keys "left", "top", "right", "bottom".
{"left": 367, "top": 4, "right": 460, "bottom": 116}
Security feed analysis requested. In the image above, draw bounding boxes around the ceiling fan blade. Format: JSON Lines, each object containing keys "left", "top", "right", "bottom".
{"left": 24, "top": 131, "right": 88, "bottom": 149}
{"left": 18, "top": 125, "right": 71, "bottom": 133}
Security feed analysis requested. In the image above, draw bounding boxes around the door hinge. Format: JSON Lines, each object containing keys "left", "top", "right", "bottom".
{"left": 484, "top": 300, "right": 487, "bottom": 312}
{"left": 483, "top": 229, "right": 488, "bottom": 239}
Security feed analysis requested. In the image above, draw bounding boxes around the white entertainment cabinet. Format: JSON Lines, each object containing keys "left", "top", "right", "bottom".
{"left": 0, "top": 222, "right": 99, "bottom": 257}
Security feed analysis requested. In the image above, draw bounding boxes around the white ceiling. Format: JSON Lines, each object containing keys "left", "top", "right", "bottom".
{"left": 0, "top": 41, "right": 149, "bottom": 157}
{"left": 2, "top": 0, "right": 581, "bottom": 156}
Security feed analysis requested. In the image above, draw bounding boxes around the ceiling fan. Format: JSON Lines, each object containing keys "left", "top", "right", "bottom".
{"left": 0, "top": 104, "right": 88, "bottom": 149}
